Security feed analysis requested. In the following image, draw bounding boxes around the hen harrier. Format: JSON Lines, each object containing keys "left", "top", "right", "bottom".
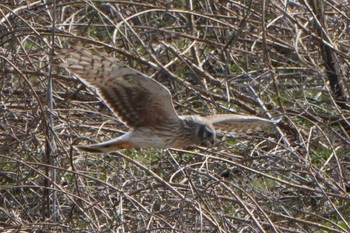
{"left": 57, "top": 47, "right": 279, "bottom": 153}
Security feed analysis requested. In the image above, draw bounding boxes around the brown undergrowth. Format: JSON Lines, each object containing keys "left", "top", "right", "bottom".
{"left": 0, "top": 0, "right": 350, "bottom": 232}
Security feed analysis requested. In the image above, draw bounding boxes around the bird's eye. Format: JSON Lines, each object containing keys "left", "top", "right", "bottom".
{"left": 205, "top": 130, "right": 213, "bottom": 138}
{"left": 198, "top": 125, "right": 214, "bottom": 139}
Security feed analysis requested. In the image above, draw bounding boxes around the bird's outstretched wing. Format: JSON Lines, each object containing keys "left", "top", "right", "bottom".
{"left": 56, "top": 47, "right": 180, "bottom": 128}
{"left": 204, "top": 114, "right": 280, "bottom": 133}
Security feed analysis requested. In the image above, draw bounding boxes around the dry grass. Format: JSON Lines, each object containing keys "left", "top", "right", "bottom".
{"left": 1, "top": 0, "right": 350, "bottom": 232}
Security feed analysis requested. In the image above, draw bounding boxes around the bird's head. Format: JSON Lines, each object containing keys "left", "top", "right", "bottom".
{"left": 195, "top": 123, "right": 216, "bottom": 147}
{"left": 182, "top": 116, "right": 216, "bottom": 147}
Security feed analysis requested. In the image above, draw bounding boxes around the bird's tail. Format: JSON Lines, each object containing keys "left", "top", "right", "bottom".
{"left": 76, "top": 144, "right": 108, "bottom": 153}
{"left": 76, "top": 137, "right": 133, "bottom": 153}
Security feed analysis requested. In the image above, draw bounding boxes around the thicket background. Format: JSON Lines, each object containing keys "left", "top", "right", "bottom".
{"left": 0, "top": 0, "right": 350, "bottom": 232}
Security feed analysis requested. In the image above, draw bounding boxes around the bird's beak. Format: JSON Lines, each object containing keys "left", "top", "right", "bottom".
{"left": 201, "top": 138, "right": 216, "bottom": 147}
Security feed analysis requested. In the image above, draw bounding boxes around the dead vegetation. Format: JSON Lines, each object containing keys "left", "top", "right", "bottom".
{"left": 0, "top": 0, "right": 350, "bottom": 232}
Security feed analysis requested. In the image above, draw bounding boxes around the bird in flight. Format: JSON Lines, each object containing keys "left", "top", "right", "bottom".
{"left": 56, "top": 47, "right": 279, "bottom": 153}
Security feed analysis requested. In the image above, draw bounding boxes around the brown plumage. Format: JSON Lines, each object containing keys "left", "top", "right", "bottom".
{"left": 56, "top": 47, "right": 280, "bottom": 153}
